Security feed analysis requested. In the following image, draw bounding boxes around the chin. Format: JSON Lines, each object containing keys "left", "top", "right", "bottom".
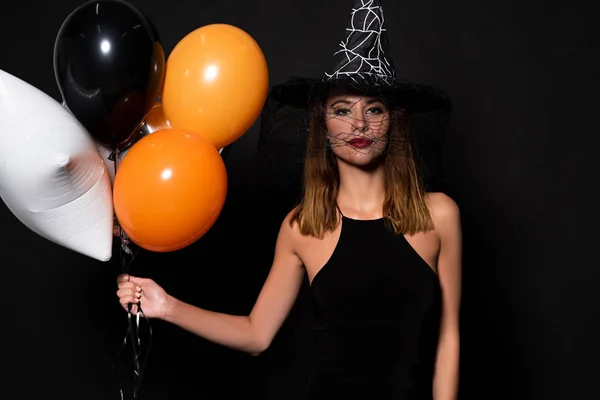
{"left": 337, "top": 149, "right": 385, "bottom": 168}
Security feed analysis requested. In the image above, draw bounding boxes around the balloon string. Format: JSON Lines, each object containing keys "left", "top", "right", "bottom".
{"left": 110, "top": 144, "right": 152, "bottom": 399}
{"left": 113, "top": 302, "right": 153, "bottom": 400}
{"left": 108, "top": 145, "right": 137, "bottom": 275}
{"left": 119, "top": 233, "right": 136, "bottom": 275}
{"left": 113, "top": 235, "right": 149, "bottom": 399}
{"left": 113, "top": 146, "right": 119, "bottom": 181}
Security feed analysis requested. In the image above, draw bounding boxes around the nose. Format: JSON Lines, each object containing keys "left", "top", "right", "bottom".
{"left": 353, "top": 109, "right": 368, "bottom": 132}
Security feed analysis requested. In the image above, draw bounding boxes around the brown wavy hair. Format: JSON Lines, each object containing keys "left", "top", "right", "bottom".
{"left": 289, "top": 94, "right": 433, "bottom": 239}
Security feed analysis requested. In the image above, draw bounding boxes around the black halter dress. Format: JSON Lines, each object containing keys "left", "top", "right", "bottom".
{"left": 300, "top": 213, "right": 441, "bottom": 399}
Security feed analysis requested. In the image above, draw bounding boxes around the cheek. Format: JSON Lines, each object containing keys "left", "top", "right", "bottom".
{"left": 373, "top": 120, "right": 391, "bottom": 146}
{"left": 325, "top": 117, "right": 353, "bottom": 140}
{"left": 370, "top": 118, "right": 390, "bottom": 137}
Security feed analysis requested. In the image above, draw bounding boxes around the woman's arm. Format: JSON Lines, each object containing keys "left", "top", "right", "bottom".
{"left": 125, "top": 211, "right": 305, "bottom": 356}
{"left": 430, "top": 193, "right": 462, "bottom": 400}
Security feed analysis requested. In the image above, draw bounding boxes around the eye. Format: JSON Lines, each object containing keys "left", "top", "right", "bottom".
{"left": 366, "top": 107, "right": 384, "bottom": 114}
{"left": 333, "top": 108, "right": 350, "bottom": 116}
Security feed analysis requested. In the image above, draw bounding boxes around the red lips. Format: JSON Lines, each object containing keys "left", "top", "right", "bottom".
{"left": 347, "top": 138, "right": 374, "bottom": 149}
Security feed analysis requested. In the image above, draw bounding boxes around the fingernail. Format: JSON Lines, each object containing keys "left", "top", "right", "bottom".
{"left": 136, "top": 286, "right": 141, "bottom": 291}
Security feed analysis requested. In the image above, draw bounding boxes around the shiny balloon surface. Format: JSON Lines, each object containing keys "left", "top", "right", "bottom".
{"left": 54, "top": 0, "right": 164, "bottom": 147}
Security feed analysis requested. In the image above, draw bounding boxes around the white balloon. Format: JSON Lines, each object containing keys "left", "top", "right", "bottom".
{"left": 0, "top": 69, "right": 113, "bottom": 262}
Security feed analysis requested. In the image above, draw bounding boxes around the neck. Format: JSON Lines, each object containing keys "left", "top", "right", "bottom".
{"left": 336, "top": 159, "right": 386, "bottom": 218}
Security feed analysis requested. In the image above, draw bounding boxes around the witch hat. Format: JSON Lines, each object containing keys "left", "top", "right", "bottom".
{"left": 257, "top": 0, "right": 453, "bottom": 193}
{"left": 270, "top": 0, "right": 450, "bottom": 112}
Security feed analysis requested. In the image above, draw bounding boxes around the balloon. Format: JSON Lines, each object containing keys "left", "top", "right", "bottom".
{"left": 97, "top": 102, "right": 172, "bottom": 184}
{"left": 113, "top": 128, "right": 227, "bottom": 252}
{"left": 161, "top": 24, "right": 269, "bottom": 149}
{"left": 0, "top": 69, "right": 113, "bottom": 261}
{"left": 54, "top": 0, "right": 165, "bottom": 147}
{"left": 139, "top": 102, "right": 171, "bottom": 136}
{"left": 98, "top": 142, "right": 229, "bottom": 187}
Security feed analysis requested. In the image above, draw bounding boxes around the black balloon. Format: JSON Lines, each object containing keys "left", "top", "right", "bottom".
{"left": 54, "top": 0, "right": 165, "bottom": 147}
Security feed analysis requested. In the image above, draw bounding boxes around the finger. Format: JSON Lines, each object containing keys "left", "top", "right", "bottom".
{"left": 127, "top": 302, "right": 140, "bottom": 315}
{"left": 120, "top": 296, "right": 139, "bottom": 310}
{"left": 127, "top": 276, "right": 149, "bottom": 286}
{"left": 117, "top": 282, "right": 139, "bottom": 292}
{"left": 117, "top": 288, "right": 141, "bottom": 299}
{"left": 119, "top": 293, "right": 136, "bottom": 304}
{"left": 117, "top": 274, "right": 130, "bottom": 284}
{"left": 116, "top": 282, "right": 138, "bottom": 292}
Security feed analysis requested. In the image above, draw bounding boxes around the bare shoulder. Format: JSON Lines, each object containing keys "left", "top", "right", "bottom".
{"left": 426, "top": 192, "right": 461, "bottom": 235}
{"left": 277, "top": 206, "right": 303, "bottom": 243}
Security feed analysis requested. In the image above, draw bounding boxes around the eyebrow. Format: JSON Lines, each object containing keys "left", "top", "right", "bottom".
{"left": 329, "top": 98, "right": 384, "bottom": 107}
{"left": 329, "top": 99, "right": 352, "bottom": 107}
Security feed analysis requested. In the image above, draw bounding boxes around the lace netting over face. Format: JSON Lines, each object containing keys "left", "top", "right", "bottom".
{"left": 256, "top": 88, "right": 452, "bottom": 192}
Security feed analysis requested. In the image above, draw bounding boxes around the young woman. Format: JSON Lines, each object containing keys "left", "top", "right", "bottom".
{"left": 117, "top": 1, "right": 461, "bottom": 398}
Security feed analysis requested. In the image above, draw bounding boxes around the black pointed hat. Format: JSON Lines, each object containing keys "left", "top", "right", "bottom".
{"left": 270, "top": 0, "right": 450, "bottom": 112}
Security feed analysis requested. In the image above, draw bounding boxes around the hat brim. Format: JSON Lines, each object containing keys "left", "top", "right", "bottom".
{"left": 270, "top": 76, "right": 451, "bottom": 114}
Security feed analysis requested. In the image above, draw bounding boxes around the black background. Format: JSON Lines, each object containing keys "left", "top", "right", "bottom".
{"left": 1, "top": 0, "right": 598, "bottom": 399}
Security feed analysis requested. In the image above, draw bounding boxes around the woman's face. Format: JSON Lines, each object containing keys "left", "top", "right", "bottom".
{"left": 324, "top": 93, "right": 390, "bottom": 166}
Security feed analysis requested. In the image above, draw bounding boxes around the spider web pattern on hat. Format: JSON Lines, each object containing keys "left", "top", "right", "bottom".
{"left": 324, "top": 0, "right": 395, "bottom": 86}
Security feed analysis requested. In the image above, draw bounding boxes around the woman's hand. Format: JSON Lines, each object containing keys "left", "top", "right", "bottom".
{"left": 116, "top": 274, "right": 170, "bottom": 319}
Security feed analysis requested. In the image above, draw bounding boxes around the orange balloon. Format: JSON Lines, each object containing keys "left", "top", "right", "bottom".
{"left": 113, "top": 128, "right": 227, "bottom": 252}
{"left": 143, "top": 102, "right": 171, "bottom": 134}
{"left": 161, "top": 24, "right": 269, "bottom": 149}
